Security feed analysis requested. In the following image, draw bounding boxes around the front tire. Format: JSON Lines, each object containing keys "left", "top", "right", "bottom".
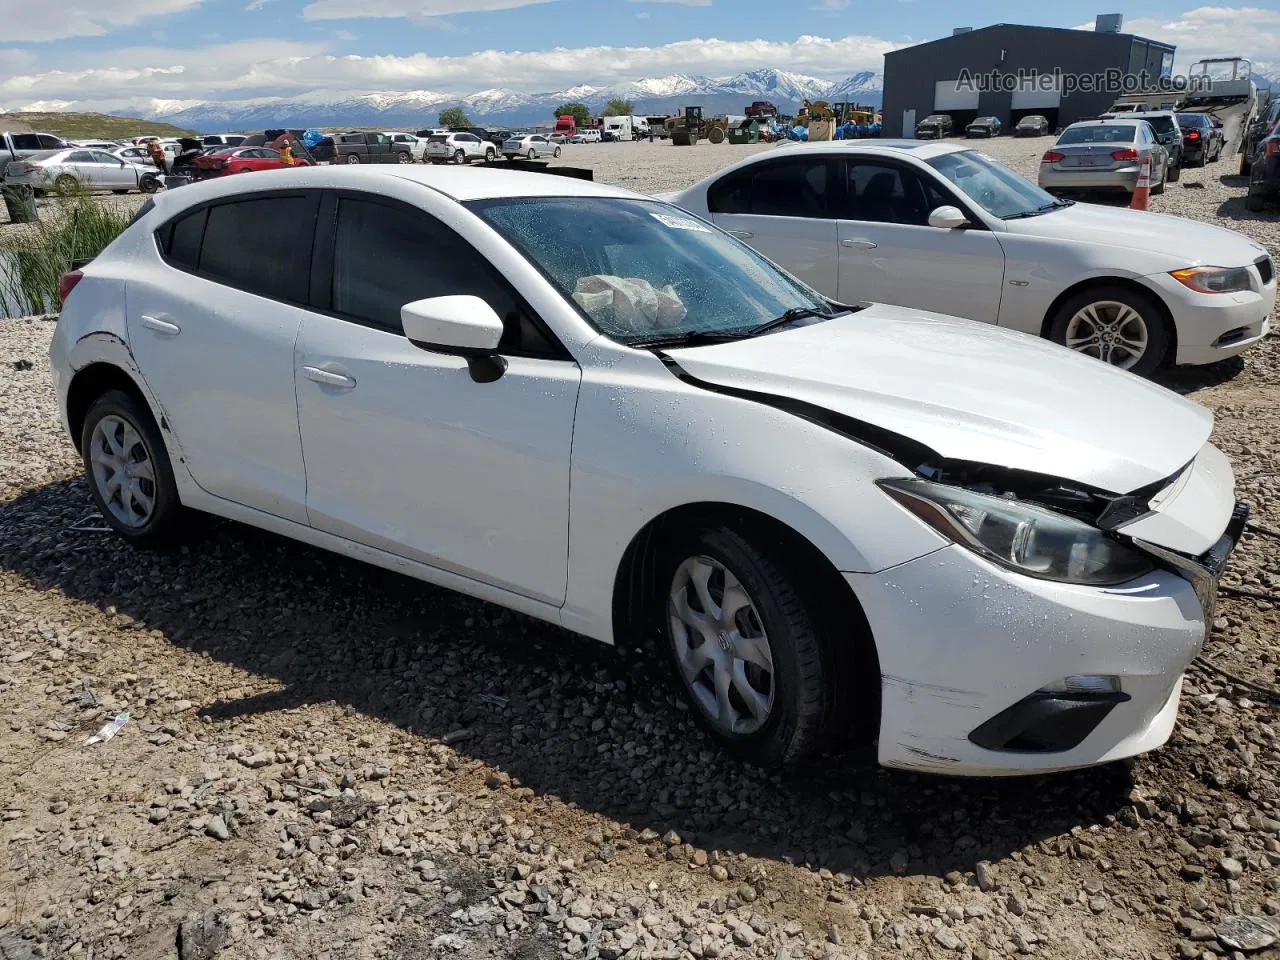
{"left": 660, "top": 525, "right": 833, "bottom": 768}
{"left": 1048, "top": 285, "right": 1169, "bottom": 377}
{"left": 80, "top": 390, "right": 184, "bottom": 547}
{"left": 1246, "top": 191, "right": 1267, "bottom": 213}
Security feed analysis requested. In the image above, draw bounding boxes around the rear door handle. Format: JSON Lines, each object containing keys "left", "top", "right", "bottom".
{"left": 140, "top": 314, "right": 181, "bottom": 336}
{"left": 302, "top": 365, "right": 356, "bottom": 389}
{"left": 726, "top": 229, "right": 754, "bottom": 239}
{"left": 841, "top": 239, "right": 878, "bottom": 249}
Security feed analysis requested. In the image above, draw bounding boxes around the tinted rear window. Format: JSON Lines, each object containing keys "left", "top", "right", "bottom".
{"left": 1058, "top": 125, "right": 1135, "bottom": 144}
{"left": 197, "top": 197, "right": 312, "bottom": 302}
{"left": 1176, "top": 114, "right": 1209, "bottom": 128}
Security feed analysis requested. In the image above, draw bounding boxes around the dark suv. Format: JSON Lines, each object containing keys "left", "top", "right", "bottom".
{"left": 1246, "top": 123, "right": 1280, "bottom": 211}
{"left": 1242, "top": 98, "right": 1280, "bottom": 176}
{"left": 914, "top": 114, "right": 953, "bottom": 139}
{"left": 1119, "top": 111, "right": 1183, "bottom": 181}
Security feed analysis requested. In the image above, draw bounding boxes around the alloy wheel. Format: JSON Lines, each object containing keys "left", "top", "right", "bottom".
{"left": 1064, "top": 300, "right": 1150, "bottom": 370}
{"left": 668, "top": 555, "right": 775, "bottom": 736}
{"left": 89, "top": 414, "right": 156, "bottom": 528}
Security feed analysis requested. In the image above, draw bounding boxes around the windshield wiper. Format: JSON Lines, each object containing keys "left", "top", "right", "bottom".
{"left": 627, "top": 330, "right": 756, "bottom": 349}
{"left": 746, "top": 305, "right": 833, "bottom": 336}
{"left": 1001, "top": 199, "right": 1073, "bottom": 221}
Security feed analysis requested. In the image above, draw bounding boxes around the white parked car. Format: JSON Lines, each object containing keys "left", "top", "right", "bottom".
{"left": 502, "top": 134, "right": 560, "bottom": 160}
{"left": 4, "top": 148, "right": 160, "bottom": 194}
{"left": 424, "top": 132, "right": 496, "bottom": 164}
{"left": 667, "top": 140, "right": 1275, "bottom": 376}
{"left": 384, "top": 131, "right": 427, "bottom": 161}
{"left": 51, "top": 166, "right": 1244, "bottom": 775}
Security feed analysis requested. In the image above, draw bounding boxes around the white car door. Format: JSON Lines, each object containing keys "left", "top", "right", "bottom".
{"left": 64, "top": 150, "right": 103, "bottom": 187}
{"left": 834, "top": 157, "right": 1005, "bottom": 321}
{"left": 125, "top": 190, "right": 319, "bottom": 524}
{"left": 294, "top": 191, "right": 581, "bottom": 605}
{"left": 707, "top": 155, "right": 839, "bottom": 298}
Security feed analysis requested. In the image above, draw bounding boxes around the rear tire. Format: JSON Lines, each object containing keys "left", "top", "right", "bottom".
{"left": 553, "top": 146, "right": 562, "bottom": 158}
{"left": 658, "top": 523, "right": 839, "bottom": 768}
{"left": 485, "top": 147, "right": 495, "bottom": 162}
{"left": 396, "top": 151, "right": 412, "bottom": 164}
{"left": 80, "top": 389, "right": 185, "bottom": 548}
{"left": 1246, "top": 192, "right": 1266, "bottom": 213}
{"left": 54, "top": 174, "right": 78, "bottom": 193}
{"left": 1166, "top": 162, "right": 1180, "bottom": 183}
{"left": 346, "top": 154, "right": 361, "bottom": 164}
{"left": 1240, "top": 155, "right": 1251, "bottom": 176}
{"left": 526, "top": 149, "right": 536, "bottom": 160}
{"left": 453, "top": 149, "right": 466, "bottom": 164}
{"left": 1047, "top": 284, "right": 1170, "bottom": 378}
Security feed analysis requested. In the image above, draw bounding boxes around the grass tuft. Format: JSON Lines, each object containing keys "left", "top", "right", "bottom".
{"left": 0, "top": 183, "right": 135, "bottom": 317}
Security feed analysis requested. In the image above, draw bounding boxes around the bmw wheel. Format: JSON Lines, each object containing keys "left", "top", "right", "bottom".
{"left": 80, "top": 389, "right": 184, "bottom": 547}
{"left": 661, "top": 524, "right": 835, "bottom": 768}
{"left": 1048, "top": 285, "right": 1169, "bottom": 377}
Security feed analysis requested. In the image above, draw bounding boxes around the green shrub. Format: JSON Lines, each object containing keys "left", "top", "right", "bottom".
{"left": 0, "top": 185, "right": 134, "bottom": 317}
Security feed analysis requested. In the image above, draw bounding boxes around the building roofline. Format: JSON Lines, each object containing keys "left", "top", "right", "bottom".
{"left": 885, "top": 22, "right": 1175, "bottom": 59}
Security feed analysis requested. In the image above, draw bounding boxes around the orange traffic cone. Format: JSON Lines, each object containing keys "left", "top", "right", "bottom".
{"left": 1130, "top": 152, "right": 1152, "bottom": 211}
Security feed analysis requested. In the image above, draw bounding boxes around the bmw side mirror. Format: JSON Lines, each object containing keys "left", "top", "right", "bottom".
{"left": 401, "top": 295, "right": 507, "bottom": 383}
{"left": 927, "top": 205, "right": 969, "bottom": 230}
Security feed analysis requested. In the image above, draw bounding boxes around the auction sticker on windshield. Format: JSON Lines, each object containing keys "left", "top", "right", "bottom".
{"left": 651, "top": 211, "right": 711, "bottom": 232}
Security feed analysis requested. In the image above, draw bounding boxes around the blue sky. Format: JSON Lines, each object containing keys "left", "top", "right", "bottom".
{"left": 0, "top": 1, "right": 1276, "bottom": 111}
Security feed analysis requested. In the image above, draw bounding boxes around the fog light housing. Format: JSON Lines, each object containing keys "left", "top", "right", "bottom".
{"left": 1038, "top": 675, "right": 1121, "bottom": 696}
{"left": 969, "top": 680, "right": 1131, "bottom": 754}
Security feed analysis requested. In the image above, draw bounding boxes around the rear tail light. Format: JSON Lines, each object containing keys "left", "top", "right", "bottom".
{"left": 1041, "top": 150, "right": 1064, "bottom": 163}
{"left": 1111, "top": 148, "right": 1139, "bottom": 161}
{"left": 1267, "top": 141, "right": 1280, "bottom": 158}
{"left": 59, "top": 270, "right": 84, "bottom": 304}
{"left": 1185, "top": 130, "right": 1200, "bottom": 140}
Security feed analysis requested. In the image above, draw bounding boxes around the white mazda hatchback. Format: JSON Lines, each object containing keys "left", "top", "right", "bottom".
{"left": 50, "top": 166, "right": 1244, "bottom": 776}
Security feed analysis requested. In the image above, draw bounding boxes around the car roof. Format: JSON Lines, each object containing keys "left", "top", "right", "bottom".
{"left": 773, "top": 139, "right": 968, "bottom": 159}
{"left": 143, "top": 164, "right": 635, "bottom": 206}
{"left": 1067, "top": 118, "right": 1142, "bottom": 126}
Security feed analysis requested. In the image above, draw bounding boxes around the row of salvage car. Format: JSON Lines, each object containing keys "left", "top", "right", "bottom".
{"left": 48, "top": 135, "right": 1274, "bottom": 778}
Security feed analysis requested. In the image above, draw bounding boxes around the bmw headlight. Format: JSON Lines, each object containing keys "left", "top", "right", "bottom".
{"left": 879, "top": 479, "right": 1154, "bottom": 585}
{"left": 1170, "top": 266, "right": 1252, "bottom": 294}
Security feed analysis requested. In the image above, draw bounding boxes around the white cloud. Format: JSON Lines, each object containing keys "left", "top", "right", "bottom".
{"left": 0, "top": 0, "right": 206, "bottom": 43}
{"left": 302, "top": 0, "right": 557, "bottom": 20}
{"left": 627, "top": 0, "right": 712, "bottom": 5}
{"left": 1116, "top": 6, "right": 1280, "bottom": 77}
{"left": 0, "top": 32, "right": 895, "bottom": 109}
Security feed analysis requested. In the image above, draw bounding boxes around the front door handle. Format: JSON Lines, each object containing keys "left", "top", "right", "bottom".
{"left": 841, "top": 239, "right": 878, "bottom": 249}
{"left": 140, "top": 314, "right": 181, "bottom": 336}
{"left": 302, "top": 366, "right": 356, "bottom": 389}
{"left": 726, "top": 229, "right": 754, "bottom": 239}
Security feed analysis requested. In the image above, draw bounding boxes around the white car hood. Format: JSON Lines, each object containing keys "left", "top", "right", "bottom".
{"left": 1006, "top": 202, "right": 1269, "bottom": 268}
{"left": 666, "top": 306, "right": 1212, "bottom": 494}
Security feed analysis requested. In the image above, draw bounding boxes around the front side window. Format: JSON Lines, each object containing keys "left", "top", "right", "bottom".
{"left": 329, "top": 196, "right": 558, "bottom": 356}
{"left": 843, "top": 160, "right": 953, "bottom": 226}
{"left": 37, "top": 134, "right": 65, "bottom": 149}
{"left": 471, "top": 197, "right": 835, "bottom": 345}
{"left": 707, "top": 158, "right": 829, "bottom": 218}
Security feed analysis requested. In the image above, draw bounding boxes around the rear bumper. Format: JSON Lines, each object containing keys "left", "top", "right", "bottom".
{"left": 1038, "top": 165, "right": 1140, "bottom": 192}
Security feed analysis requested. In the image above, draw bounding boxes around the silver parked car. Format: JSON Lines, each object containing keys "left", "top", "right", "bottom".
{"left": 3, "top": 148, "right": 160, "bottom": 194}
{"left": 501, "top": 133, "right": 561, "bottom": 160}
{"left": 423, "top": 132, "right": 496, "bottom": 164}
{"left": 1038, "top": 119, "right": 1168, "bottom": 197}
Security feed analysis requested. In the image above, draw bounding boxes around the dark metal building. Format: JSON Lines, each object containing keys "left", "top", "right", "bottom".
{"left": 882, "top": 15, "right": 1176, "bottom": 137}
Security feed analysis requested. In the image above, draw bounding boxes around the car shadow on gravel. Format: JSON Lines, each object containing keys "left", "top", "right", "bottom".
{"left": 1153, "top": 355, "right": 1246, "bottom": 394}
{"left": 0, "top": 477, "right": 1136, "bottom": 883}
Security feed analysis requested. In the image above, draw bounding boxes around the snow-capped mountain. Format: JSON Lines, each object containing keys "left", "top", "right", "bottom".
{"left": 73, "top": 69, "right": 885, "bottom": 133}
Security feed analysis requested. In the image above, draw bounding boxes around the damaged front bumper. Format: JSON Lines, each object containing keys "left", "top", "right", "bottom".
{"left": 849, "top": 445, "right": 1244, "bottom": 777}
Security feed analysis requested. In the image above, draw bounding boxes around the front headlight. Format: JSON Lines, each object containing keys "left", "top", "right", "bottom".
{"left": 879, "top": 479, "right": 1154, "bottom": 586}
{"left": 1170, "top": 265, "right": 1253, "bottom": 294}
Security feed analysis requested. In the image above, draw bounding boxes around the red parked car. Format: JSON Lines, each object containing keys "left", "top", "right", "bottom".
{"left": 191, "top": 146, "right": 313, "bottom": 177}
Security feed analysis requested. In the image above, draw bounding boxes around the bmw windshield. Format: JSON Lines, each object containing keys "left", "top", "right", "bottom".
{"left": 470, "top": 196, "right": 843, "bottom": 346}
{"left": 926, "top": 149, "right": 1067, "bottom": 220}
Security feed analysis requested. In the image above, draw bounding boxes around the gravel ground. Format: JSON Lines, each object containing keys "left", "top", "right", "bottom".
{"left": 2, "top": 137, "right": 1280, "bottom": 960}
